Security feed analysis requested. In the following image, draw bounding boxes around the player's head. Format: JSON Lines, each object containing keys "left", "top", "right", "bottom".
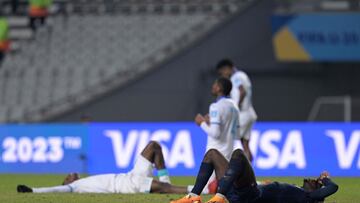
{"left": 216, "top": 59, "right": 234, "bottom": 79}
{"left": 62, "top": 173, "right": 80, "bottom": 185}
{"left": 302, "top": 178, "right": 323, "bottom": 193}
{"left": 212, "top": 77, "right": 232, "bottom": 97}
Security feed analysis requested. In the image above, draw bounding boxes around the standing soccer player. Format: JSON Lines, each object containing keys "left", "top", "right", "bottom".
{"left": 195, "top": 77, "right": 240, "bottom": 161}
{"left": 216, "top": 59, "right": 257, "bottom": 162}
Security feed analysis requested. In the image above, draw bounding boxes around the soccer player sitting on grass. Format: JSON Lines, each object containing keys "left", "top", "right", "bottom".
{"left": 171, "top": 148, "right": 338, "bottom": 203}
{"left": 17, "top": 141, "right": 197, "bottom": 194}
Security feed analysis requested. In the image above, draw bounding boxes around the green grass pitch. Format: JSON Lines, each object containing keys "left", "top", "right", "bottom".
{"left": 1, "top": 174, "right": 359, "bottom": 203}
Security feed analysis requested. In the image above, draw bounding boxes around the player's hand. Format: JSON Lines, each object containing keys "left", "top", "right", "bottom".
{"left": 204, "top": 114, "right": 210, "bottom": 124}
{"left": 195, "top": 114, "right": 206, "bottom": 126}
{"left": 320, "top": 171, "right": 330, "bottom": 180}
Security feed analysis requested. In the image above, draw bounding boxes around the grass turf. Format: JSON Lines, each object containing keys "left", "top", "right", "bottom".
{"left": 0, "top": 174, "right": 358, "bottom": 203}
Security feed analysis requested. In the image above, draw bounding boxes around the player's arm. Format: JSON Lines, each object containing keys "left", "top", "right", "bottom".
{"left": 309, "top": 171, "right": 339, "bottom": 200}
{"left": 233, "top": 74, "right": 246, "bottom": 109}
{"left": 238, "top": 85, "right": 246, "bottom": 108}
{"left": 195, "top": 105, "right": 221, "bottom": 139}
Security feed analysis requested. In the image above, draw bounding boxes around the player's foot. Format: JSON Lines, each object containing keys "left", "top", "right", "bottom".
{"left": 170, "top": 194, "right": 202, "bottom": 203}
{"left": 17, "top": 185, "right": 33, "bottom": 193}
{"left": 206, "top": 194, "right": 226, "bottom": 203}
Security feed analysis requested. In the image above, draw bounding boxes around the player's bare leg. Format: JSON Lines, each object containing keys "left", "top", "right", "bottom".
{"left": 241, "top": 138, "right": 253, "bottom": 162}
{"left": 206, "top": 149, "right": 257, "bottom": 203}
{"left": 141, "top": 141, "right": 166, "bottom": 169}
{"left": 150, "top": 179, "right": 188, "bottom": 194}
{"left": 170, "top": 149, "right": 229, "bottom": 203}
{"left": 141, "top": 141, "right": 171, "bottom": 183}
{"left": 202, "top": 149, "right": 229, "bottom": 181}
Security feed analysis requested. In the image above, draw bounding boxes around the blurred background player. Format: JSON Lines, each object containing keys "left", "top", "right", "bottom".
{"left": 216, "top": 59, "right": 257, "bottom": 162}
{"left": 0, "top": 14, "right": 10, "bottom": 67}
{"left": 28, "top": 0, "right": 52, "bottom": 30}
{"left": 17, "top": 141, "right": 189, "bottom": 194}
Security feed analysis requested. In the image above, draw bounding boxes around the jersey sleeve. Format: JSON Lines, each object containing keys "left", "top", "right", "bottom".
{"left": 309, "top": 178, "right": 339, "bottom": 201}
{"left": 232, "top": 73, "right": 244, "bottom": 89}
{"left": 209, "top": 103, "right": 221, "bottom": 125}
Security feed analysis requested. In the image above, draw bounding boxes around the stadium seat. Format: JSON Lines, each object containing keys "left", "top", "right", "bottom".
{"left": 0, "top": 0, "right": 251, "bottom": 122}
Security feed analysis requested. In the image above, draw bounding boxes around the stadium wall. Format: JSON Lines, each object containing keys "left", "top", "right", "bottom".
{"left": 53, "top": 0, "right": 360, "bottom": 122}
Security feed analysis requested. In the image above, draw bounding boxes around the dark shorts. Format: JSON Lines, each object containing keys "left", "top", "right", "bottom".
{"left": 226, "top": 184, "right": 260, "bottom": 203}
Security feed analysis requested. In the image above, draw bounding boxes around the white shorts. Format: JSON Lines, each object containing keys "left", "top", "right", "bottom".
{"left": 115, "top": 155, "right": 154, "bottom": 193}
{"left": 239, "top": 120, "right": 254, "bottom": 141}
{"left": 70, "top": 155, "right": 154, "bottom": 194}
{"left": 239, "top": 108, "right": 257, "bottom": 141}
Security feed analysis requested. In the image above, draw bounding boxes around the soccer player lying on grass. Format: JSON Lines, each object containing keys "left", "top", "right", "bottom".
{"left": 17, "top": 141, "right": 194, "bottom": 194}
{"left": 172, "top": 149, "right": 338, "bottom": 203}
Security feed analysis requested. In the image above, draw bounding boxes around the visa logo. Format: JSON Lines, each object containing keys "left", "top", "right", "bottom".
{"left": 105, "top": 129, "right": 195, "bottom": 169}
{"left": 326, "top": 130, "right": 360, "bottom": 169}
{"left": 248, "top": 130, "right": 306, "bottom": 170}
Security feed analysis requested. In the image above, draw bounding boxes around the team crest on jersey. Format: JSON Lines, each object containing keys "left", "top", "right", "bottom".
{"left": 210, "top": 111, "right": 218, "bottom": 117}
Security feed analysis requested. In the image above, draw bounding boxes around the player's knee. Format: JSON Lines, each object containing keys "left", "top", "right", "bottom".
{"left": 203, "top": 149, "right": 220, "bottom": 163}
{"left": 231, "top": 149, "right": 245, "bottom": 160}
{"left": 241, "top": 138, "right": 249, "bottom": 145}
{"left": 148, "top": 141, "right": 161, "bottom": 151}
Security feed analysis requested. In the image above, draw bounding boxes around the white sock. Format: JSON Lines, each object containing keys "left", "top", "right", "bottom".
{"left": 33, "top": 185, "right": 72, "bottom": 193}
{"left": 189, "top": 192, "right": 199, "bottom": 197}
{"left": 187, "top": 185, "right": 194, "bottom": 193}
{"left": 157, "top": 169, "right": 171, "bottom": 184}
{"left": 159, "top": 175, "right": 171, "bottom": 184}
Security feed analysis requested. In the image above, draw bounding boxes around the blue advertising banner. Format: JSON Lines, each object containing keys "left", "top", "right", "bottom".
{"left": 0, "top": 123, "right": 359, "bottom": 176}
{"left": 88, "top": 123, "right": 206, "bottom": 175}
{"left": 251, "top": 123, "right": 360, "bottom": 176}
{"left": 272, "top": 13, "right": 360, "bottom": 61}
{"left": 0, "top": 124, "right": 88, "bottom": 173}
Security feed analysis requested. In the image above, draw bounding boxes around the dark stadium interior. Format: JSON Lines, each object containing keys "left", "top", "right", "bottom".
{"left": 0, "top": 1, "right": 360, "bottom": 202}
{"left": 0, "top": 0, "right": 359, "bottom": 122}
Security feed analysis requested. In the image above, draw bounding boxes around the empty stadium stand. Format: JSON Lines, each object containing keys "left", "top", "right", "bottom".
{"left": 0, "top": 0, "right": 253, "bottom": 122}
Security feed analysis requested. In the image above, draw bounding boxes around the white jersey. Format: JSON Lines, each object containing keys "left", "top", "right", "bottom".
{"left": 206, "top": 97, "right": 240, "bottom": 160}
{"left": 68, "top": 155, "right": 153, "bottom": 194}
{"left": 230, "top": 70, "right": 257, "bottom": 122}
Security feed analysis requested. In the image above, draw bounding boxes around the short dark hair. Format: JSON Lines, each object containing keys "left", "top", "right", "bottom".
{"left": 217, "top": 77, "right": 232, "bottom": 96}
{"left": 302, "top": 178, "right": 323, "bottom": 193}
{"left": 216, "top": 58, "right": 234, "bottom": 70}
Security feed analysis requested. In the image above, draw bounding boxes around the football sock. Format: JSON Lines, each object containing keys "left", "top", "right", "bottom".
{"left": 32, "top": 185, "right": 72, "bottom": 193}
{"left": 217, "top": 157, "right": 243, "bottom": 195}
{"left": 191, "top": 162, "right": 214, "bottom": 195}
{"left": 187, "top": 185, "right": 194, "bottom": 193}
{"left": 158, "top": 169, "right": 171, "bottom": 184}
{"left": 189, "top": 192, "right": 199, "bottom": 197}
